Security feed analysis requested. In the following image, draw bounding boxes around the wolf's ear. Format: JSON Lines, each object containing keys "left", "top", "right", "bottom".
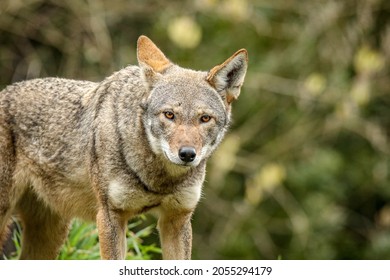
{"left": 137, "top": 36, "right": 172, "bottom": 85}
{"left": 207, "top": 49, "right": 248, "bottom": 104}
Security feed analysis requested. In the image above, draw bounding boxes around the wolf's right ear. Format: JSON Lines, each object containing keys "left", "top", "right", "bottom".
{"left": 207, "top": 49, "right": 248, "bottom": 104}
{"left": 137, "top": 35, "right": 172, "bottom": 87}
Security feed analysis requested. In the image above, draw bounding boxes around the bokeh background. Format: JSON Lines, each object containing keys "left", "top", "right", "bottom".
{"left": 1, "top": 0, "right": 389, "bottom": 259}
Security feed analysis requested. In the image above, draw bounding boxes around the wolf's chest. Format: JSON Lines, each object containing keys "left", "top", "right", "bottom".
{"left": 107, "top": 178, "right": 203, "bottom": 215}
{"left": 107, "top": 179, "right": 162, "bottom": 213}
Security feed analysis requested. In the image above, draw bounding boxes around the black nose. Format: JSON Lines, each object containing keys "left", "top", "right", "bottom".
{"left": 178, "top": 146, "right": 197, "bottom": 163}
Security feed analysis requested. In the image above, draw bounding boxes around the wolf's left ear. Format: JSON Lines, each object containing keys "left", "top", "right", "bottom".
{"left": 137, "top": 35, "right": 172, "bottom": 86}
{"left": 207, "top": 49, "right": 248, "bottom": 104}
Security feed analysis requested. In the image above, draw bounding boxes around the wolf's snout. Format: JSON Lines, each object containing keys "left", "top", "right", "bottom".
{"left": 178, "top": 146, "right": 197, "bottom": 163}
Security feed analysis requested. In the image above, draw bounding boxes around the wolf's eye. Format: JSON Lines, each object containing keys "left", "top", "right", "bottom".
{"left": 164, "top": 111, "right": 175, "bottom": 120}
{"left": 200, "top": 115, "right": 211, "bottom": 123}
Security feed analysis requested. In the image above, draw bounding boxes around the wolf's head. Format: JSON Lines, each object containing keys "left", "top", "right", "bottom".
{"left": 137, "top": 36, "right": 248, "bottom": 170}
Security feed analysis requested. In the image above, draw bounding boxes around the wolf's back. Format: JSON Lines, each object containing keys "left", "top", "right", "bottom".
{"left": 0, "top": 78, "right": 98, "bottom": 173}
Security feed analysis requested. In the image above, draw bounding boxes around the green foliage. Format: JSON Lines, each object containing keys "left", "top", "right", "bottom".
{"left": 125, "top": 218, "right": 162, "bottom": 260}
{"left": 58, "top": 221, "right": 100, "bottom": 260}
{"left": 1, "top": 0, "right": 389, "bottom": 259}
{"left": 57, "top": 218, "right": 161, "bottom": 260}
{"left": 8, "top": 219, "right": 161, "bottom": 260}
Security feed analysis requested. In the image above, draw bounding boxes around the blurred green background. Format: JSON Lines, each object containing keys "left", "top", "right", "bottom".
{"left": 1, "top": 0, "right": 389, "bottom": 259}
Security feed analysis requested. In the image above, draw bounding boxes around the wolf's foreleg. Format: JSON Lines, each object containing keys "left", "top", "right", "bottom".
{"left": 96, "top": 207, "right": 128, "bottom": 260}
{"left": 158, "top": 210, "right": 193, "bottom": 260}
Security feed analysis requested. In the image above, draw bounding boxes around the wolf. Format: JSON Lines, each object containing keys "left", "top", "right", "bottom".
{"left": 0, "top": 35, "right": 248, "bottom": 259}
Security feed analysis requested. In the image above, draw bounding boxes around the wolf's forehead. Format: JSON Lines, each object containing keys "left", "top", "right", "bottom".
{"left": 153, "top": 79, "right": 216, "bottom": 99}
{"left": 163, "top": 74, "right": 209, "bottom": 90}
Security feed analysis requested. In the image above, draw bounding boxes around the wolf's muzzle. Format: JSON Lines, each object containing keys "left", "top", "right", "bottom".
{"left": 178, "top": 146, "right": 196, "bottom": 163}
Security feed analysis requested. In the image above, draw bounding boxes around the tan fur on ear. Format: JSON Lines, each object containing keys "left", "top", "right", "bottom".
{"left": 207, "top": 49, "right": 248, "bottom": 104}
{"left": 137, "top": 36, "right": 171, "bottom": 73}
{"left": 206, "top": 49, "right": 248, "bottom": 85}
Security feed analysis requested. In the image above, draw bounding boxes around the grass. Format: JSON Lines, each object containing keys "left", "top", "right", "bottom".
{"left": 6, "top": 217, "right": 161, "bottom": 260}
